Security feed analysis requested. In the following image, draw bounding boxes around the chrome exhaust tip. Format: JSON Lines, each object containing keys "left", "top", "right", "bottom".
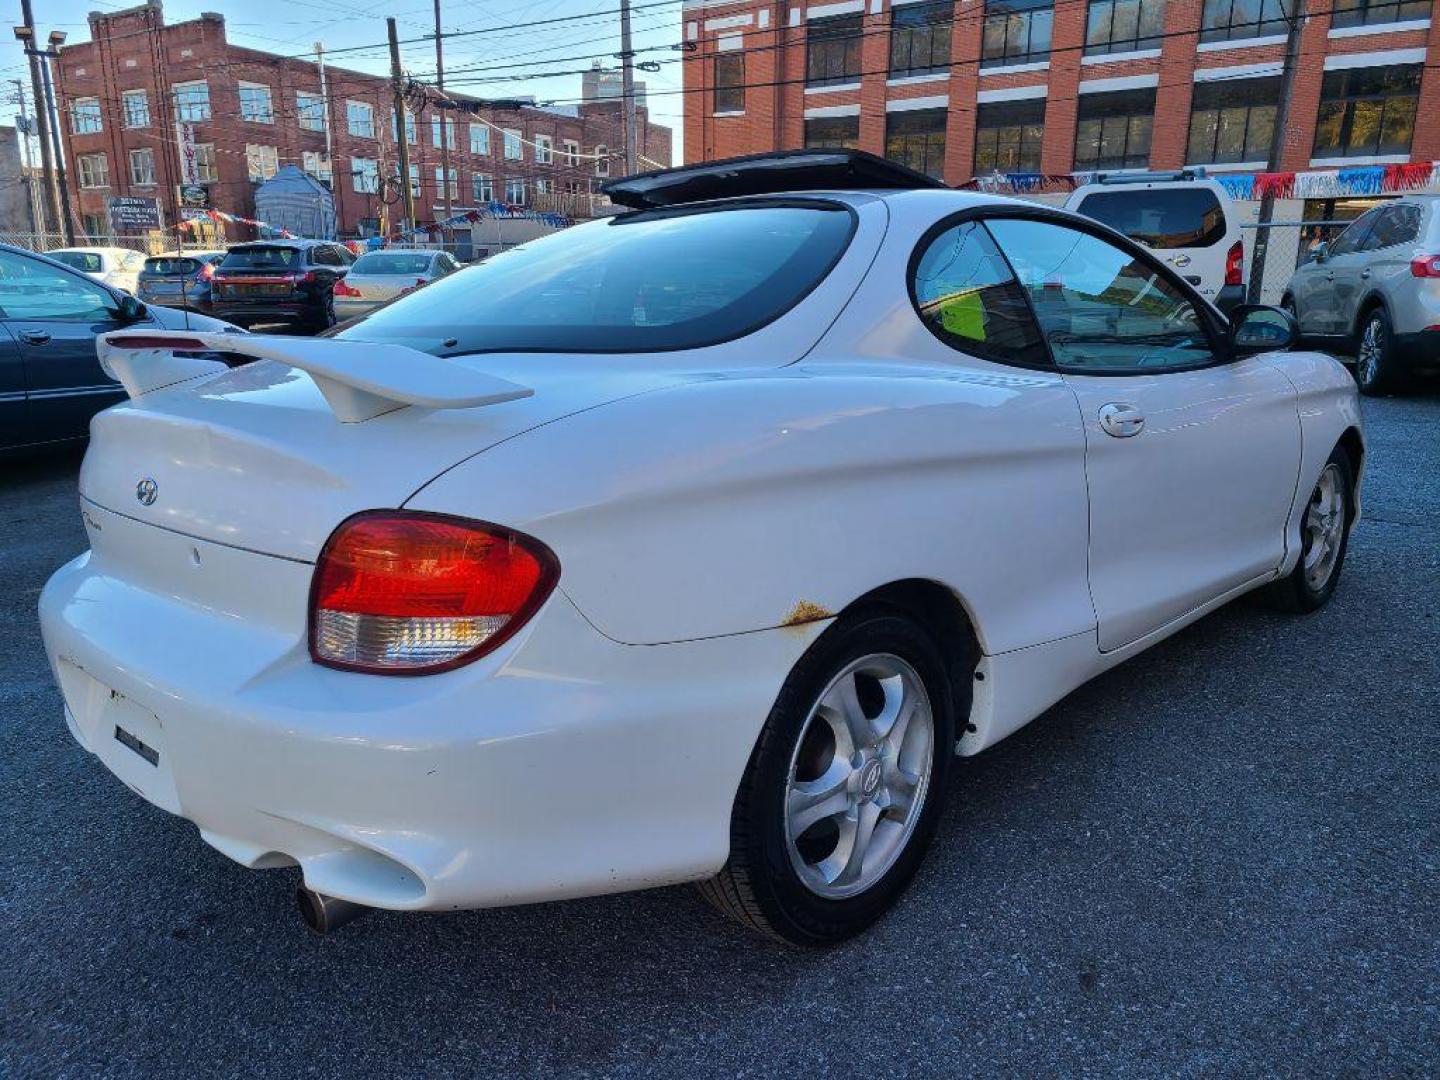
{"left": 296, "top": 886, "right": 371, "bottom": 934}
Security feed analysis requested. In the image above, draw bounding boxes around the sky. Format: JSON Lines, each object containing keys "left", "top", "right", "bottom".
{"left": 4, "top": 0, "right": 687, "bottom": 161}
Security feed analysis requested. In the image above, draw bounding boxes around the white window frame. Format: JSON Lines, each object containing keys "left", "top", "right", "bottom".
{"left": 594, "top": 145, "right": 609, "bottom": 176}
{"left": 122, "top": 89, "right": 150, "bottom": 129}
{"left": 536, "top": 177, "right": 552, "bottom": 195}
{"left": 434, "top": 165, "right": 458, "bottom": 200}
{"left": 469, "top": 123, "right": 490, "bottom": 155}
{"left": 71, "top": 97, "right": 102, "bottom": 134}
{"left": 77, "top": 153, "right": 109, "bottom": 189}
{"left": 408, "top": 163, "right": 421, "bottom": 198}
{"left": 505, "top": 177, "right": 526, "bottom": 204}
{"left": 128, "top": 147, "right": 156, "bottom": 186}
{"left": 502, "top": 129, "right": 523, "bottom": 160}
{"left": 245, "top": 143, "right": 279, "bottom": 182}
{"left": 351, "top": 156, "right": 379, "bottom": 194}
{"left": 535, "top": 134, "right": 553, "bottom": 164}
{"left": 347, "top": 100, "right": 375, "bottom": 139}
{"left": 174, "top": 80, "right": 211, "bottom": 122}
{"left": 302, "top": 150, "right": 332, "bottom": 185}
{"left": 238, "top": 81, "right": 274, "bottom": 125}
{"left": 297, "top": 91, "right": 326, "bottom": 132}
{"left": 472, "top": 172, "right": 493, "bottom": 202}
{"left": 193, "top": 143, "right": 218, "bottom": 183}
{"left": 562, "top": 139, "right": 580, "bottom": 166}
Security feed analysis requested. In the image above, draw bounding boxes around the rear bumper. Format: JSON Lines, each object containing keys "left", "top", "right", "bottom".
{"left": 38, "top": 504, "right": 806, "bottom": 912}
{"left": 1390, "top": 328, "right": 1440, "bottom": 370}
{"left": 210, "top": 301, "right": 317, "bottom": 325}
{"left": 334, "top": 298, "right": 382, "bottom": 319}
{"left": 138, "top": 291, "right": 212, "bottom": 313}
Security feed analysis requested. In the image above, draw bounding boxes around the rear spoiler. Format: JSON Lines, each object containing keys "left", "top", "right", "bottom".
{"left": 98, "top": 330, "right": 533, "bottom": 423}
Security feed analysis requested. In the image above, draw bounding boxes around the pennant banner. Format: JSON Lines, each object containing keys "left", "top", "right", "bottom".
{"left": 964, "top": 162, "right": 1440, "bottom": 200}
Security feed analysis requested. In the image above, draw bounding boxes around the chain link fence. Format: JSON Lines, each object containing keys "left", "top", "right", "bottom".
{"left": 1244, "top": 220, "right": 1354, "bottom": 306}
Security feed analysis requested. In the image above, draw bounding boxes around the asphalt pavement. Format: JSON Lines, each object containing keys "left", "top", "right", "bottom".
{"left": 2, "top": 385, "right": 1437, "bottom": 1078}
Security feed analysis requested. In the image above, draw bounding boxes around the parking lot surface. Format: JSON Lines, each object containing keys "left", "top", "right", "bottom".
{"left": 2, "top": 385, "right": 1437, "bottom": 1078}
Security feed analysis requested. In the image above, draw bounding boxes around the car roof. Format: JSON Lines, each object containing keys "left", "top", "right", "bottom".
{"left": 49, "top": 246, "right": 131, "bottom": 255}
{"left": 226, "top": 239, "right": 329, "bottom": 249}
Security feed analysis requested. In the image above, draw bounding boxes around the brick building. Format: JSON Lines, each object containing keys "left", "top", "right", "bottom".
{"left": 55, "top": 0, "right": 670, "bottom": 243}
{"left": 681, "top": 0, "right": 1440, "bottom": 184}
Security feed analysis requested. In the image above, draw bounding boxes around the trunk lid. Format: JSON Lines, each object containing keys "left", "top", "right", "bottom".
{"left": 344, "top": 274, "right": 426, "bottom": 302}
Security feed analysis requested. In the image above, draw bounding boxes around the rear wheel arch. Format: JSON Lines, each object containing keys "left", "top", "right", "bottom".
{"left": 1336, "top": 427, "right": 1364, "bottom": 516}
{"left": 1353, "top": 293, "right": 1389, "bottom": 341}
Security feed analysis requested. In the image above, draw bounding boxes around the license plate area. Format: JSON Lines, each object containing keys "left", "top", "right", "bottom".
{"left": 114, "top": 723, "right": 160, "bottom": 766}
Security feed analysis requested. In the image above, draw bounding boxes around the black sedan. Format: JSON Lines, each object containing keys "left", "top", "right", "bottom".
{"left": 209, "top": 240, "right": 354, "bottom": 332}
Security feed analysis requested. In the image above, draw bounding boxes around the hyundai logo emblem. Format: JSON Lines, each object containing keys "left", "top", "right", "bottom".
{"left": 135, "top": 477, "right": 158, "bottom": 506}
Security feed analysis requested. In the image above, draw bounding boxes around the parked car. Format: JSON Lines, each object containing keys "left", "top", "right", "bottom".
{"left": 39, "top": 151, "right": 1361, "bottom": 945}
{"left": 46, "top": 246, "right": 147, "bottom": 295}
{"left": 209, "top": 240, "right": 354, "bottom": 332}
{"left": 0, "top": 243, "right": 237, "bottom": 455}
{"left": 333, "top": 249, "right": 460, "bottom": 319}
{"left": 1281, "top": 194, "right": 1440, "bottom": 395}
{"left": 136, "top": 250, "right": 226, "bottom": 313}
{"left": 1066, "top": 170, "right": 1246, "bottom": 314}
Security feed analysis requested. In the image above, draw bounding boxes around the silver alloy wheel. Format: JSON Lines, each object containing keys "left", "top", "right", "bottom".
{"left": 783, "top": 653, "right": 934, "bottom": 900}
{"left": 1302, "top": 462, "right": 1346, "bottom": 592}
{"left": 1357, "top": 317, "right": 1383, "bottom": 386}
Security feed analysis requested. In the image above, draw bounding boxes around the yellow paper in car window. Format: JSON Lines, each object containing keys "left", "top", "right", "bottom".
{"left": 938, "top": 291, "right": 985, "bottom": 342}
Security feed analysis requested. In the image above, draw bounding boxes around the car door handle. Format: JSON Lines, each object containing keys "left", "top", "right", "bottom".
{"left": 1325, "top": 272, "right": 1335, "bottom": 281}
{"left": 1360, "top": 269, "right": 1372, "bottom": 279}
{"left": 1098, "top": 402, "right": 1145, "bottom": 438}
{"left": 19, "top": 329, "right": 51, "bottom": 346}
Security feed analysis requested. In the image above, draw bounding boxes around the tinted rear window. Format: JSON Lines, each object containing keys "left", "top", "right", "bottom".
{"left": 144, "top": 257, "right": 200, "bottom": 275}
{"left": 336, "top": 203, "right": 855, "bottom": 354}
{"left": 50, "top": 251, "right": 103, "bottom": 272}
{"left": 221, "top": 246, "right": 301, "bottom": 270}
{"left": 351, "top": 253, "right": 435, "bottom": 276}
{"left": 1075, "top": 189, "right": 1227, "bottom": 249}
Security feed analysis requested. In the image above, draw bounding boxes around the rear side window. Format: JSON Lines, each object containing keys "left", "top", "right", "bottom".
{"left": 221, "top": 246, "right": 300, "bottom": 270}
{"left": 144, "top": 257, "right": 199, "bottom": 274}
{"left": 910, "top": 220, "right": 1047, "bottom": 366}
{"left": 1074, "top": 188, "right": 1227, "bottom": 249}
{"left": 49, "top": 251, "right": 103, "bottom": 273}
{"left": 352, "top": 253, "right": 435, "bottom": 275}
{"left": 1365, "top": 205, "right": 1421, "bottom": 250}
{"left": 337, "top": 203, "right": 856, "bottom": 354}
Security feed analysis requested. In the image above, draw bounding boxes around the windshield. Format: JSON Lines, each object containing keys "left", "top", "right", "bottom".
{"left": 352, "top": 253, "right": 434, "bottom": 276}
{"left": 50, "top": 251, "right": 103, "bottom": 273}
{"left": 144, "top": 258, "right": 200, "bottom": 275}
{"left": 1075, "top": 189, "right": 1227, "bottom": 250}
{"left": 336, "top": 202, "right": 855, "bottom": 354}
{"left": 221, "top": 246, "right": 301, "bottom": 270}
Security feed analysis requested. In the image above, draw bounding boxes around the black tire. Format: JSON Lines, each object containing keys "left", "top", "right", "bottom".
{"left": 311, "top": 292, "right": 336, "bottom": 334}
{"left": 697, "top": 610, "right": 959, "bottom": 946}
{"left": 1262, "top": 445, "right": 1355, "bottom": 613}
{"left": 1354, "top": 306, "right": 1402, "bottom": 397}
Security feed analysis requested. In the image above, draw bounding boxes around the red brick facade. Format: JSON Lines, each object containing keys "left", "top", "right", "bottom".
{"left": 56, "top": 1, "right": 671, "bottom": 240}
{"left": 682, "top": 0, "right": 1440, "bottom": 183}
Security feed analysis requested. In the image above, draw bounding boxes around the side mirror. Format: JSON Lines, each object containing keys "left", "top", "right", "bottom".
{"left": 1230, "top": 304, "right": 1297, "bottom": 355}
{"left": 115, "top": 293, "right": 147, "bottom": 322}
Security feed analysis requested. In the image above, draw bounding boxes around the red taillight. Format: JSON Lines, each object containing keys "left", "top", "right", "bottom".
{"left": 198, "top": 262, "right": 215, "bottom": 281}
{"left": 416, "top": 276, "right": 427, "bottom": 288}
{"left": 1410, "top": 254, "right": 1440, "bottom": 278}
{"left": 1225, "top": 240, "right": 1244, "bottom": 287}
{"left": 333, "top": 278, "right": 360, "bottom": 297}
{"left": 309, "top": 512, "right": 559, "bottom": 674}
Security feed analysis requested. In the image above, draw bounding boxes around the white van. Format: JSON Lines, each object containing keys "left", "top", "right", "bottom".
{"left": 1065, "top": 171, "right": 1246, "bottom": 313}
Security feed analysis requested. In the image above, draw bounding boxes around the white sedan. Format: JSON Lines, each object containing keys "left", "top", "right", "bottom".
{"left": 39, "top": 152, "right": 1363, "bottom": 946}
{"left": 45, "top": 246, "right": 147, "bottom": 295}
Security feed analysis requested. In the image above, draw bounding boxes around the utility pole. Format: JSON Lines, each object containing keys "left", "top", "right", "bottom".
{"left": 13, "top": 78, "right": 41, "bottom": 231}
{"left": 37, "top": 32, "right": 74, "bottom": 244}
{"left": 15, "top": 1, "right": 60, "bottom": 236}
{"left": 314, "top": 43, "right": 333, "bottom": 171}
{"left": 388, "top": 17, "right": 417, "bottom": 234}
{"left": 1247, "top": 0, "right": 1306, "bottom": 304}
{"left": 432, "top": 0, "right": 454, "bottom": 249}
{"left": 619, "top": 0, "right": 637, "bottom": 177}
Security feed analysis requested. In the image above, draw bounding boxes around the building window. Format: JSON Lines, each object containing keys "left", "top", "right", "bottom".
{"left": 981, "top": 0, "right": 1054, "bottom": 68}
{"left": 1198, "top": 0, "right": 1292, "bottom": 43}
{"left": 71, "top": 97, "right": 102, "bottom": 134}
{"left": 535, "top": 135, "right": 554, "bottom": 164}
{"left": 1328, "top": 0, "right": 1427, "bottom": 28}
{"left": 503, "top": 129, "right": 523, "bottom": 160}
{"left": 1313, "top": 65, "right": 1420, "bottom": 159}
{"left": 434, "top": 166, "right": 458, "bottom": 200}
{"left": 890, "top": 1, "right": 952, "bottom": 79}
{"left": 804, "top": 114, "right": 860, "bottom": 149}
{"left": 352, "top": 157, "right": 378, "bottom": 194}
{"left": 536, "top": 178, "right": 552, "bottom": 195}
{"left": 714, "top": 51, "right": 745, "bottom": 112}
{"left": 885, "top": 108, "right": 947, "bottom": 180}
{"left": 1074, "top": 88, "right": 1154, "bottom": 169}
{"left": 174, "top": 80, "right": 211, "bottom": 122}
{"left": 394, "top": 111, "right": 417, "bottom": 144}
{"left": 807, "top": 14, "right": 863, "bottom": 87}
{"left": 594, "top": 145, "right": 609, "bottom": 176}
{"left": 194, "top": 144, "right": 218, "bottom": 182}
{"left": 347, "top": 101, "right": 375, "bottom": 138}
{"left": 408, "top": 163, "right": 421, "bottom": 198}
{"left": 431, "top": 115, "right": 456, "bottom": 149}
{"left": 303, "top": 150, "right": 332, "bottom": 185}
{"left": 1186, "top": 76, "right": 1278, "bottom": 164}
{"left": 122, "top": 89, "right": 150, "bottom": 128}
{"left": 562, "top": 139, "right": 580, "bottom": 165}
{"left": 245, "top": 143, "right": 279, "bottom": 182}
{"left": 505, "top": 178, "right": 526, "bottom": 204}
{"left": 238, "top": 82, "right": 274, "bottom": 124}
{"left": 297, "top": 91, "right": 326, "bottom": 132}
{"left": 975, "top": 99, "right": 1045, "bottom": 172}
{"left": 128, "top": 148, "right": 156, "bottom": 186}
{"left": 470, "top": 123, "right": 490, "bottom": 155}
{"left": 82, "top": 213, "right": 108, "bottom": 238}
{"left": 472, "top": 172, "right": 493, "bottom": 202}
{"left": 1084, "top": 0, "right": 1166, "bottom": 55}
{"left": 77, "top": 153, "right": 109, "bottom": 189}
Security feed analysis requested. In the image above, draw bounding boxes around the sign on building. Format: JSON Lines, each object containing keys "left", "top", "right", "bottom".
{"left": 177, "top": 121, "right": 201, "bottom": 185}
{"left": 108, "top": 195, "right": 163, "bottom": 233}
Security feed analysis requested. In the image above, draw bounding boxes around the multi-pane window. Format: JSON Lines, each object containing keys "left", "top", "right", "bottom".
{"left": 128, "top": 148, "right": 156, "bottom": 186}
{"left": 594, "top": 145, "right": 609, "bottom": 175}
{"left": 245, "top": 144, "right": 279, "bottom": 182}
{"left": 982, "top": 0, "right": 1054, "bottom": 68}
{"left": 303, "top": 150, "right": 332, "bottom": 185}
{"left": 807, "top": 14, "right": 864, "bottom": 87}
{"left": 472, "top": 173, "right": 493, "bottom": 202}
{"left": 1084, "top": 0, "right": 1166, "bottom": 55}
{"left": 432, "top": 115, "right": 456, "bottom": 149}
{"left": 122, "top": 89, "right": 149, "bottom": 128}
{"left": 1313, "top": 65, "right": 1421, "bottom": 159}
{"left": 193, "top": 144, "right": 218, "bottom": 182}
{"left": 885, "top": 108, "right": 947, "bottom": 180}
{"left": 71, "top": 97, "right": 102, "bottom": 134}
{"left": 394, "top": 111, "right": 417, "bottom": 144}
{"left": 535, "top": 135, "right": 553, "bottom": 164}
{"left": 77, "top": 153, "right": 109, "bottom": 188}
{"left": 347, "top": 101, "right": 375, "bottom": 138}
{"left": 503, "top": 129, "right": 523, "bottom": 160}
{"left": 408, "top": 163, "right": 421, "bottom": 198}
{"left": 297, "top": 91, "right": 326, "bottom": 132}
{"left": 470, "top": 123, "right": 490, "bottom": 155}
{"left": 715, "top": 51, "right": 746, "bottom": 112}
{"left": 352, "top": 157, "right": 379, "bottom": 194}
{"left": 173, "top": 81, "right": 211, "bottom": 122}
{"left": 1074, "top": 88, "right": 1155, "bottom": 170}
{"left": 1330, "top": 0, "right": 1429, "bottom": 28}
{"left": 506, "top": 178, "right": 526, "bottom": 204}
{"left": 238, "top": 82, "right": 274, "bottom": 124}
{"left": 536, "top": 178, "right": 552, "bottom": 195}
{"left": 974, "top": 99, "right": 1045, "bottom": 172}
{"left": 562, "top": 139, "right": 580, "bottom": 165}
{"left": 1187, "top": 77, "right": 1278, "bottom": 164}
{"left": 435, "top": 166, "right": 458, "bottom": 200}
{"left": 890, "top": 0, "right": 952, "bottom": 79}
{"left": 1199, "top": 0, "right": 1291, "bottom": 43}
{"left": 804, "top": 114, "right": 861, "bottom": 149}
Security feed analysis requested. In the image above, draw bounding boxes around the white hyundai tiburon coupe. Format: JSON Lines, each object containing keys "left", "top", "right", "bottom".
{"left": 40, "top": 152, "right": 1363, "bottom": 945}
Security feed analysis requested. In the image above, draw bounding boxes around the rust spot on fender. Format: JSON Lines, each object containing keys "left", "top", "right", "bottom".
{"left": 781, "top": 599, "right": 835, "bottom": 628}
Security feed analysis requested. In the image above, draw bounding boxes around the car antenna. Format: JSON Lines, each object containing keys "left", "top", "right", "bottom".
{"left": 175, "top": 230, "right": 192, "bottom": 330}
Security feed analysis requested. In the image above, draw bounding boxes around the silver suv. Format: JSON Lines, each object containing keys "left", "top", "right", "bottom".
{"left": 1283, "top": 195, "right": 1440, "bottom": 395}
